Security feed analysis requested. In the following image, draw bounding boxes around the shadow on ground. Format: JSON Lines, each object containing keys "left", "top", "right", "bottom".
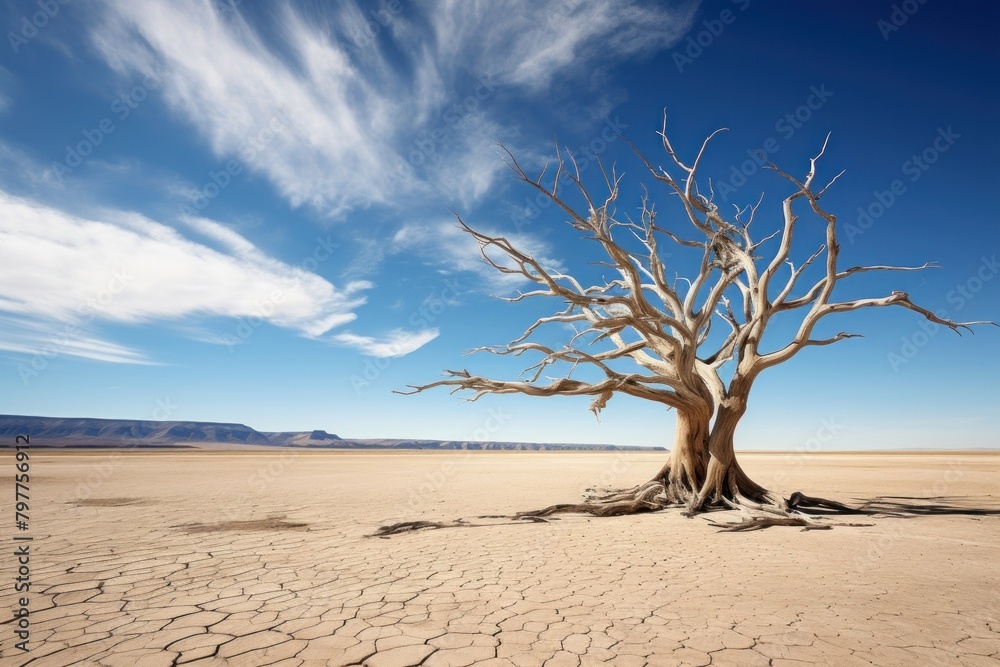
{"left": 848, "top": 495, "right": 1000, "bottom": 517}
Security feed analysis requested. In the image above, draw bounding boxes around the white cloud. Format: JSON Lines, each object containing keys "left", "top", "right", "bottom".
{"left": 20, "top": 0, "right": 694, "bottom": 363}
{"left": 89, "top": 0, "right": 697, "bottom": 216}
{"left": 331, "top": 327, "right": 439, "bottom": 358}
{"left": 90, "top": 0, "right": 412, "bottom": 216}
{"left": 426, "top": 1, "right": 697, "bottom": 91}
{"left": 0, "top": 190, "right": 369, "bottom": 362}
{"left": 0, "top": 317, "right": 154, "bottom": 365}
{"left": 0, "top": 142, "right": 59, "bottom": 190}
{"left": 392, "top": 220, "right": 566, "bottom": 289}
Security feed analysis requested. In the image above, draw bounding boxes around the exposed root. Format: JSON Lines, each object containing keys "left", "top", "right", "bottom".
{"left": 516, "top": 499, "right": 662, "bottom": 518}
{"left": 518, "top": 480, "right": 667, "bottom": 518}
{"left": 369, "top": 465, "right": 883, "bottom": 536}
{"left": 721, "top": 495, "right": 787, "bottom": 516}
{"left": 786, "top": 491, "right": 865, "bottom": 514}
{"left": 704, "top": 491, "right": 878, "bottom": 531}
{"left": 370, "top": 486, "right": 990, "bottom": 536}
{"left": 369, "top": 520, "right": 449, "bottom": 536}
{"left": 367, "top": 515, "right": 553, "bottom": 538}
{"left": 708, "top": 516, "right": 875, "bottom": 532}
{"left": 688, "top": 456, "right": 774, "bottom": 513}
{"left": 583, "top": 483, "right": 649, "bottom": 503}
{"left": 709, "top": 516, "right": 833, "bottom": 532}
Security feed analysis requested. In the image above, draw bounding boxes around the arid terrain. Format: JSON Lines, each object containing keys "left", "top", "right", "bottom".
{"left": 1, "top": 450, "right": 998, "bottom": 666}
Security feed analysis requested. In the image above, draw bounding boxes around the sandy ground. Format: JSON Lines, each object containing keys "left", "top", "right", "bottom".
{"left": 1, "top": 450, "right": 998, "bottom": 667}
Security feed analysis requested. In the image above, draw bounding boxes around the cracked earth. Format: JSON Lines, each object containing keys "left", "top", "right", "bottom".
{"left": 1, "top": 451, "right": 998, "bottom": 666}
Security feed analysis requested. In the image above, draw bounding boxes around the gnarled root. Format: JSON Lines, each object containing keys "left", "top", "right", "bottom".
{"left": 652, "top": 456, "right": 875, "bottom": 530}
{"left": 367, "top": 515, "right": 552, "bottom": 538}
{"left": 708, "top": 513, "right": 875, "bottom": 532}
{"left": 369, "top": 520, "right": 449, "bottom": 537}
{"left": 786, "top": 491, "right": 865, "bottom": 513}
{"left": 708, "top": 516, "right": 874, "bottom": 532}
{"left": 518, "top": 480, "right": 666, "bottom": 518}
{"left": 688, "top": 456, "right": 773, "bottom": 513}
{"left": 710, "top": 516, "right": 832, "bottom": 532}
{"left": 705, "top": 492, "right": 875, "bottom": 532}
{"left": 369, "top": 456, "right": 877, "bottom": 536}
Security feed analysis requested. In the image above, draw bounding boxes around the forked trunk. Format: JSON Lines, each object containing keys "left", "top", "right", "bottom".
{"left": 652, "top": 408, "right": 711, "bottom": 503}
{"left": 513, "top": 396, "right": 774, "bottom": 518}
{"left": 690, "top": 400, "right": 771, "bottom": 511}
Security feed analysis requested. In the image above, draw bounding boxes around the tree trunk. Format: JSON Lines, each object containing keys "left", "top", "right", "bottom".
{"left": 690, "top": 398, "right": 771, "bottom": 511}
{"left": 521, "top": 398, "right": 774, "bottom": 518}
{"left": 651, "top": 407, "right": 711, "bottom": 503}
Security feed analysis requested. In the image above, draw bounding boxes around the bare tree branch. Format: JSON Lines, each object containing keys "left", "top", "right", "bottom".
{"left": 396, "top": 117, "right": 997, "bottom": 519}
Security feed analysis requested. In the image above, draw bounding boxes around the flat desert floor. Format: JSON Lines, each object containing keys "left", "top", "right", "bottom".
{"left": 1, "top": 450, "right": 998, "bottom": 667}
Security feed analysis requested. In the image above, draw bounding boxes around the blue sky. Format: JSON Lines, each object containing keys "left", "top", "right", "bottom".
{"left": 1, "top": 0, "right": 997, "bottom": 449}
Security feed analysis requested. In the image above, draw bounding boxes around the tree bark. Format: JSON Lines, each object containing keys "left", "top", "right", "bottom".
{"left": 690, "top": 395, "right": 771, "bottom": 511}
{"left": 652, "top": 407, "right": 711, "bottom": 503}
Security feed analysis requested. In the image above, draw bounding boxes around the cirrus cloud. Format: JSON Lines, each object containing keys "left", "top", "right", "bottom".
{"left": 89, "top": 0, "right": 698, "bottom": 216}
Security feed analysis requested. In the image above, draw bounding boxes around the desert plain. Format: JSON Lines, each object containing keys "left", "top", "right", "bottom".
{"left": 0, "top": 449, "right": 998, "bottom": 667}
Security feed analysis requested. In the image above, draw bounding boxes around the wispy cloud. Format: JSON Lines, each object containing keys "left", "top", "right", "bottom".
{"left": 0, "top": 317, "right": 154, "bottom": 365}
{"left": 0, "top": 142, "right": 59, "bottom": 191}
{"left": 331, "top": 327, "right": 440, "bottom": 358}
{"left": 4, "top": 0, "right": 695, "bottom": 363}
{"left": 89, "top": 0, "right": 697, "bottom": 216}
{"left": 0, "top": 190, "right": 369, "bottom": 362}
{"left": 425, "top": 1, "right": 697, "bottom": 91}
{"left": 392, "top": 220, "right": 566, "bottom": 289}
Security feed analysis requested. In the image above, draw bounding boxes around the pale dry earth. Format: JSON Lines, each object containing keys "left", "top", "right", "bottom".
{"left": 1, "top": 450, "right": 998, "bottom": 667}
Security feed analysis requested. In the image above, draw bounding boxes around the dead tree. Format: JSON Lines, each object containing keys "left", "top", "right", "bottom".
{"left": 397, "top": 117, "right": 995, "bottom": 524}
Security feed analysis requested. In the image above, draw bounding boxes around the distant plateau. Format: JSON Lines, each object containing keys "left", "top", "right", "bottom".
{"left": 0, "top": 414, "right": 662, "bottom": 451}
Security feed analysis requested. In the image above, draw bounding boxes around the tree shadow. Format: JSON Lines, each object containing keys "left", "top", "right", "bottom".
{"left": 851, "top": 495, "right": 1000, "bottom": 518}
